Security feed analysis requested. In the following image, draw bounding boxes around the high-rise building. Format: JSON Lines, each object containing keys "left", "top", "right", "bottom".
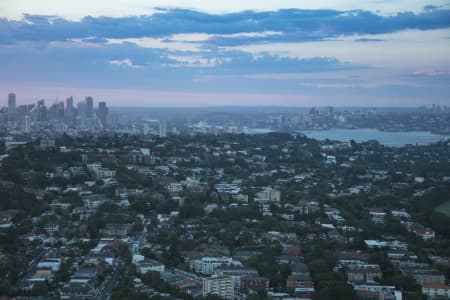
{"left": 324, "top": 106, "right": 333, "bottom": 117}
{"left": 159, "top": 120, "right": 167, "bottom": 138}
{"left": 143, "top": 122, "right": 150, "bottom": 135}
{"left": 24, "top": 114, "right": 31, "bottom": 134}
{"left": 85, "top": 96, "right": 94, "bottom": 119}
{"left": 97, "top": 101, "right": 108, "bottom": 129}
{"left": 48, "top": 102, "right": 64, "bottom": 121}
{"left": 203, "top": 276, "right": 234, "bottom": 300}
{"left": 77, "top": 101, "right": 86, "bottom": 119}
{"left": 64, "top": 96, "right": 74, "bottom": 115}
{"left": 8, "top": 93, "right": 16, "bottom": 114}
{"left": 8, "top": 93, "right": 16, "bottom": 122}
{"left": 33, "top": 99, "right": 47, "bottom": 122}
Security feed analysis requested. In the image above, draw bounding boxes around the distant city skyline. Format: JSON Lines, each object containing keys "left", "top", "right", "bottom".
{"left": 3, "top": 89, "right": 450, "bottom": 108}
{"left": 1, "top": 0, "right": 450, "bottom": 106}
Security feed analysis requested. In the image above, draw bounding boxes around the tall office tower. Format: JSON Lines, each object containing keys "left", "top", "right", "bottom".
{"left": 35, "top": 99, "right": 47, "bottom": 122}
{"left": 24, "top": 114, "right": 31, "bottom": 134}
{"left": 143, "top": 122, "right": 150, "bottom": 135}
{"left": 8, "top": 93, "right": 16, "bottom": 114}
{"left": 48, "top": 102, "right": 65, "bottom": 121}
{"left": 57, "top": 102, "right": 64, "bottom": 120}
{"left": 159, "top": 120, "right": 167, "bottom": 138}
{"left": 112, "top": 112, "right": 119, "bottom": 129}
{"left": 77, "top": 101, "right": 87, "bottom": 119}
{"left": 64, "top": 96, "right": 74, "bottom": 114}
{"left": 97, "top": 101, "right": 108, "bottom": 129}
{"left": 324, "top": 106, "right": 333, "bottom": 117}
{"left": 85, "top": 96, "right": 94, "bottom": 119}
{"left": 8, "top": 93, "right": 16, "bottom": 121}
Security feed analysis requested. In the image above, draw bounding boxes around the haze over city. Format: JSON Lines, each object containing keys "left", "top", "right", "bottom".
{"left": 1, "top": 0, "right": 450, "bottom": 106}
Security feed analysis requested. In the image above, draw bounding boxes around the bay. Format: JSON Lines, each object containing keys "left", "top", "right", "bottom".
{"left": 302, "top": 128, "right": 450, "bottom": 147}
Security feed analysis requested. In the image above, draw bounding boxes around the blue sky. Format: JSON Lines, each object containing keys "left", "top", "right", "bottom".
{"left": 1, "top": 1, "right": 450, "bottom": 106}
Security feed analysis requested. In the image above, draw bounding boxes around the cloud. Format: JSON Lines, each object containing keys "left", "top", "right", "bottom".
{"left": 164, "top": 54, "right": 233, "bottom": 68}
{"left": 2, "top": 0, "right": 450, "bottom": 20}
{"left": 213, "top": 53, "right": 361, "bottom": 73}
{"left": 109, "top": 58, "right": 142, "bottom": 68}
{"left": 354, "top": 38, "right": 384, "bottom": 42}
{"left": 106, "top": 37, "right": 206, "bottom": 52}
{"left": 0, "top": 35, "right": 364, "bottom": 95}
{"left": 1, "top": 8, "right": 450, "bottom": 46}
{"left": 170, "top": 31, "right": 283, "bottom": 42}
{"left": 224, "top": 28, "right": 450, "bottom": 69}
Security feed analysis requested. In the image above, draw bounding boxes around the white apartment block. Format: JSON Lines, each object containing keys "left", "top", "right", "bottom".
{"left": 194, "top": 257, "right": 242, "bottom": 275}
{"left": 203, "top": 276, "right": 234, "bottom": 300}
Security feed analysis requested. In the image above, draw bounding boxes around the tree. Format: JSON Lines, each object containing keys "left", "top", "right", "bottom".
{"left": 162, "top": 241, "right": 183, "bottom": 267}
{"left": 54, "top": 258, "right": 73, "bottom": 283}
{"left": 30, "top": 282, "right": 49, "bottom": 296}
{"left": 118, "top": 243, "right": 132, "bottom": 265}
{"left": 179, "top": 200, "right": 204, "bottom": 218}
{"left": 430, "top": 212, "right": 450, "bottom": 237}
{"left": 132, "top": 219, "right": 144, "bottom": 233}
{"left": 62, "top": 191, "right": 83, "bottom": 206}
{"left": 317, "top": 282, "right": 357, "bottom": 300}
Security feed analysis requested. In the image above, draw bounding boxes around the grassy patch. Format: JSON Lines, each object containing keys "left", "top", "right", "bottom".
{"left": 435, "top": 200, "right": 450, "bottom": 218}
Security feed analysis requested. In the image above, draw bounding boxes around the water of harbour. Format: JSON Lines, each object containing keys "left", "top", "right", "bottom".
{"left": 302, "top": 128, "right": 449, "bottom": 147}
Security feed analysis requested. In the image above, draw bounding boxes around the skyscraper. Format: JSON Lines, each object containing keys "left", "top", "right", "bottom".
{"left": 159, "top": 120, "right": 167, "bottom": 138}
{"left": 24, "top": 114, "right": 31, "bottom": 134}
{"left": 48, "top": 102, "right": 64, "bottom": 121}
{"left": 64, "top": 96, "right": 74, "bottom": 114}
{"left": 85, "top": 96, "right": 94, "bottom": 119}
{"left": 77, "top": 101, "right": 86, "bottom": 119}
{"left": 8, "top": 93, "right": 16, "bottom": 114}
{"left": 34, "top": 99, "right": 47, "bottom": 122}
{"left": 97, "top": 101, "right": 108, "bottom": 129}
{"left": 8, "top": 93, "right": 16, "bottom": 121}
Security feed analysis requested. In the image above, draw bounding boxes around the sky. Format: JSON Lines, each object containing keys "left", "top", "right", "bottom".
{"left": 1, "top": 0, "right": 450, "bottom": 107}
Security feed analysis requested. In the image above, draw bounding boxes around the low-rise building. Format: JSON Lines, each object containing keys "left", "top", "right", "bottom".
{"left": 99, "top": 224, "right": 130, "bottom": 237}
{"left": 296, "top": 200, "right": 320, "bottom": 215}
{"left": 422, "top": 284, "right": 450, "bottom": 299}
{"left": 28, "top": 269, "right": 54, "bottom": 286}
{"left": 256, "top": 187, "right": 281, "bottom": 202}
{"left": 387, "top": 251, "right": 418, "bottom": 267}
{"left": 240, "top": 276, "right": 269, "bottom": 291}
{"left": 60, "top": 278, "right": 99, "bottom": 299}
{"left": 336, "top": 250, "right": 370, "bottom": 267}
{"left": 214, "top": 267, "right": 258, "bottom": 288}
{"left": 37, "top": 258, "right": 62, "bottom": 272}
{"left": 286, "top": 274, "right": 314, "bottom": 289}
{"left": 346, "top": 264, "right": 382, "bottom": 283}
{"left": 168, "top": 182, "right": 183, "bottom": 194}
{"left": 398, "top": 262, "right": 445, "bottom": 286}
{"left": 136, "top": 259, "right": 165, "bottom": 274}
{"left": 193, "top": 257, "right": 242, "bottom": 275}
